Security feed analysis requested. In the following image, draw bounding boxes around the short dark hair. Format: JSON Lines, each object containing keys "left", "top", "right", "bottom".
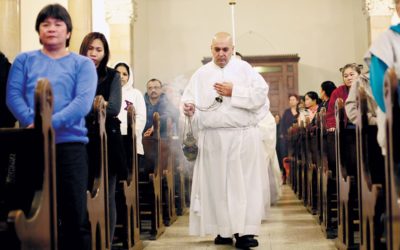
{"left": 35, "top": 4, "right": 73, "bottom": 47}
{"left": 288, "top": 93, "right": 299, "bottom": 100}
{"left": 146, "top": 78, "right": 162, "bottom": 87}
{"left": 321, "top": 81, "right": 337, "bottom": 98}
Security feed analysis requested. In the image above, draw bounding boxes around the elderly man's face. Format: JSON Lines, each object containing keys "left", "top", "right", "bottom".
{"left": 211, "top": 39, "right": 233, "bottom": 68}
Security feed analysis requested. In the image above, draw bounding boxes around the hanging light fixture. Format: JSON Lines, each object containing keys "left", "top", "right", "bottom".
{"left": 229, "top": 0, "right": 237, "bottom": 55}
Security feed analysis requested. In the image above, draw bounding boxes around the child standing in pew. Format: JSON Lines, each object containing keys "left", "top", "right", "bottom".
{"left": 6, "top": 4, "right": 97, "bottom": 250}
{"left": 80, "top": 32, "right": 126, "bottom": 246}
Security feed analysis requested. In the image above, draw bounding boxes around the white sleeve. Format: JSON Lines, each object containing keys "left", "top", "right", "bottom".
{"left": 133, "top": 88, "right": 147, "bottom": 136}
{"left": 231, "top": 69, "right": 269, "bottom": 112}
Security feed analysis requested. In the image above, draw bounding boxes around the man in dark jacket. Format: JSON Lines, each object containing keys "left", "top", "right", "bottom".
{"left": 143, "top": 78, "right": 179, "bottom": 137}
{"left": 0, "top": 52, "right": 16, "bottom": 127}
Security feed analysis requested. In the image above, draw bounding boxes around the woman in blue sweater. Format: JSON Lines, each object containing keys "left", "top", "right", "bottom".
{"left": 6, "top": 4, "right": 97, "bottom": 250}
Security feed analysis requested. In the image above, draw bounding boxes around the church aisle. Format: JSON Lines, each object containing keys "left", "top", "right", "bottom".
{"left": 142, "top": 185, "right": 336, "bottom": 250}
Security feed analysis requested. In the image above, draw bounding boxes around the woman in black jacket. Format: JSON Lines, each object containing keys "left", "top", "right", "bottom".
{"left": 80, "top": 32, "right": 125, "bottom": 245}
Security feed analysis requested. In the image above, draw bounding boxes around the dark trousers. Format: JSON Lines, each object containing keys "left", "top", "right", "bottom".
{"left": 279, "top": 139, "right": 288, "bottom": 177}
{"left": 56, "top": 143, "right": 90, "bottom": 250}
{"left": 107, "top": 130, "right": 126, "bottom": 244}
{"left": 108, "top": 172, "right": 117, "bottom": 244}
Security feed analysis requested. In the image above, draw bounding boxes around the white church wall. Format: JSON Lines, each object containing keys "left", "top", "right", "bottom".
{"left": 352, "top": 0, "right": 369, "bottom": 71}
{"left": 133, "top": 0, "right": 150, "bottom": 92}
{"left": 134, "top": 0, "right": 373, "bottom": 97}
{"left": 16, "top": 0, "right": 388, "bottom": 97}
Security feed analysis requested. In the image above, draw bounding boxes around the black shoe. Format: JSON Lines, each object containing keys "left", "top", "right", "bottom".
{"left": 235, "top": 235, "right": 259, "bottom": 249}
{"left": 214, "top": 235, "right": 233, "bottom": 245}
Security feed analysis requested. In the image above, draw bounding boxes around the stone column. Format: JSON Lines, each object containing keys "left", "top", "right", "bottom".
{"left": 0, "top": 0, "right": 20, "bottom": 60}
{"left": 364, "top": 0, "right": 395, "bottom": 44}
{"left": 105, "top": 0, "right": 135, "bottom": 66}
{"left": 68, "top": 0, "right": 92, "bottom": 53}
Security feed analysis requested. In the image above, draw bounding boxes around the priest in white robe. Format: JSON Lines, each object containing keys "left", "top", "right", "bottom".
{"left": 182, "top": 32, "right": 269, "bottom": 249}
{"left": 258, "top": 111, "right": 282, "bottom": 206}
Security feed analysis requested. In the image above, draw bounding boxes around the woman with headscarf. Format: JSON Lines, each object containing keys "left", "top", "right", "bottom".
{"left": 114, "top": 62, "right": 146, "bottom": 156}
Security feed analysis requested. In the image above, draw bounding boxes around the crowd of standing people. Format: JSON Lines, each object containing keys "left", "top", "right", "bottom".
{"left": 1, "top": 3, "right": 180, "bottom": 250}
{"left": 2, "top": 0, "right": 400, "bottom": 249}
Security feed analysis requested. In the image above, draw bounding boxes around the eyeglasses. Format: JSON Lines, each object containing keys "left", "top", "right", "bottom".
{"left": 213, "top": 47, "right": 230, "bottom": 53}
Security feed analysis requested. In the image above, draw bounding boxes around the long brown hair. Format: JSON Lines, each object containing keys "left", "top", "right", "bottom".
{"left": 79, "top": 32, "right": 110, "bottom": 81}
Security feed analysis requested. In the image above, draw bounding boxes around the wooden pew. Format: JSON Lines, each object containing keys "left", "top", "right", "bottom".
{"left": 86, "top": 95, "right": 110, "bottom": 250}
{"left": 289, "top": 124, "right": 297, "bottom": 194}
{"left": 314, "top": 112, "right": 324, "bottom": 224}
{"left": 292, "top": 122, "right": 302, "bottom": 199}
{"left": 320, "top": 108, "right": 338, "bottom": 239}
{"left": 285, "top": 126, "right": 295, "bottom": 188}
{"left": 0, "top": 79, "right": 57, "bottom": 249}
{"left": 160, "top": 120, "right": 177, "bottom": 226}
{"left": 139, "top": 112, "right": 165, "bottom": 239}
{"left": 306, "top": 118, "right": 318, "bottom": 215}
{"left": 356, "top": 86, "right": 385, "bottom": 250}
{"left": 383, "top": 68, "right": 400, "bottom": 250}
{"left": 289, "top": 124, "right": 300, "bottom": 194}
{"left": 282, "top": 157, "right": 291, "bottom": 186}
{"left": 335, "top": 98, "right": 359, "bottom": 249}
{"left": 289, "top": 123, "right": 300, "bottom": 195}
{"left": 300, "top": 120, "right": 308, "bottom": 204}
{"left": 114, "top": 105, "right": 143, "bottom": 249}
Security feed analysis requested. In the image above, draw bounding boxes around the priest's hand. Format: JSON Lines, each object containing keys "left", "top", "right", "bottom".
{"left": 214, "top": 82, "right": 232, "bottom": 97}
{"left": 183, "top": 103, "right": 195, "bottom": 117}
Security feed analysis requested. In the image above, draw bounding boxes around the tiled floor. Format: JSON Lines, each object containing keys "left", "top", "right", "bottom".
{"left": 142, "top": 185, "right": 336, "bottom": 249}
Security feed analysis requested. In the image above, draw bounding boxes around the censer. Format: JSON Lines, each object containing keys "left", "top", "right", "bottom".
{"left": 182, "top": 116, "right": 198, "bottom": 161}
{"left": 181, "top": 95, "right": 224, "bottom": 161}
